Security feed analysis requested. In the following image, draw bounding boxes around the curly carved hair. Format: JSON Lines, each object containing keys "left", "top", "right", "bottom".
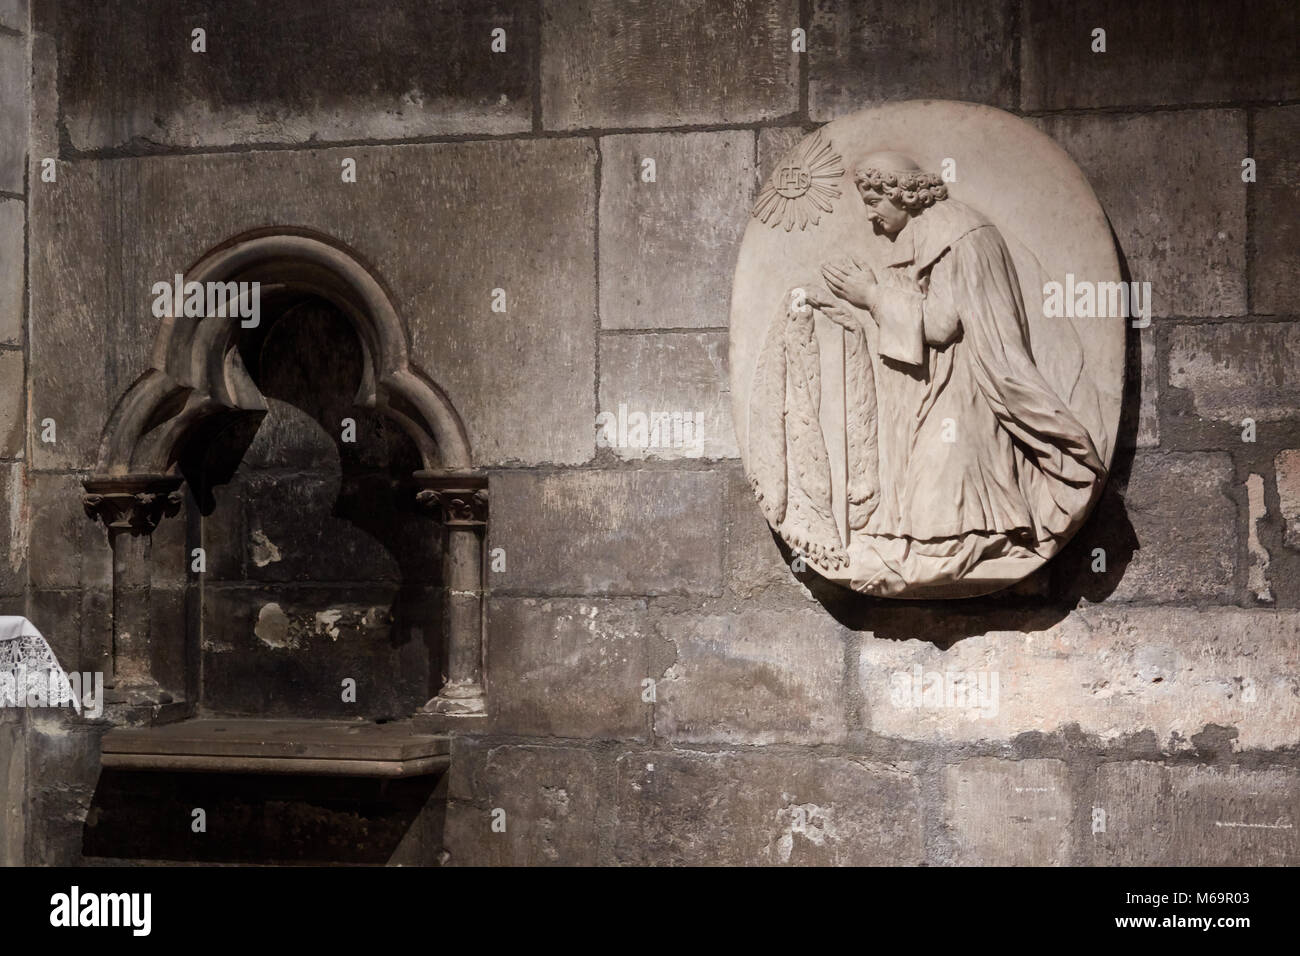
{"left": 853, "top": 166, "right": 948, "bottom": 211}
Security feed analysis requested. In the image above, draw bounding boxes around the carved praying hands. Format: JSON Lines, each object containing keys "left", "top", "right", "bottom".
{"left": 820, "top": 257, "right": 881, "bottom": 312}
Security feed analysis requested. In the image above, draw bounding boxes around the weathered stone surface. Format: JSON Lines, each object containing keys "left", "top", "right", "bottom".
{"left": 943, "top": 758, "right": 1071, "bottom": 865}
{"left": 0, "top": 31, "right": 25, "bottom": 194}
{"left": 1251, "top": 107, "right": 1300, "bottom": 316}
{"left": 1277, "top": 449, "right": 1300, "bottom": 550}
{"left": 0, "top": 461, "right": 24, "bottom": 596}
{"left": 1135, "top": 336, "right": 1159, "bottom": 446}
{"left": 858, "top": 607, "right": 1300, "bottom": 751}
{"left": 29, "top": 139, "right": 596, "bottom": 470}
{"left": 0, "top": 199, "right": 22, "bottom": 344}
{"left": 614, "top": 750, "right": 922, "bottom": 865}
{"left": 489, "top": 469, "right": 724, "bottom": 596}
{"left": 600, "top": 131, "right": 752, "bottom": 330}
{"left": 1099, "top": 453, "right": 1236, "bottom": 603}
{"left": 1168, "top": 324, "right": 1300, "bottom": 423}
{"left": 1091, "top": 762, "right": 1300, "bottom": 865}
{"left": 809, "top": 0, "right": 1017, "bottom": 118}
{"left": 0, "top": 0, "right": 26, "bottom": 33}
{"left": 0, "top": 348, "right": 20, "bottom": 456}
{"left": 485, "top": 598, "right": 651, "bottom": 739}
{"left": 0, "top": 714, "right": 23, "bottom": 865}
{"left": 26, "top": 472, "right": 111, "bottom": 590}
{"left": 655, "top": 608, "right": 846, "bottom": 745}
{"left": 52, "top": 0, "right": 534, "bottom": 151}
{"left": 1022, "top": 0, "right": 1300, "bottom": 110}
{"left": 27, "top": 588, "right": 113, "bottom": 678}
{"left": 201, "top": 584, "right": 433, "bottom": 719}
{"left": 540, "top": 0, "right": 799, "bottom": 130}
{"left": 23, "top": 714, "right": 102, "bottom": 866}
{"left": 445, "top": 744, "right": 600, "bottom": 866}
{"left": 1034, "top": 111, "right": 1247, "bottom": 318}
{"left": 1119, "top": 332, "right": 1159, "bottom": 449}
{"left": 723, "top": 465, "right": 812, "bottom": 600}
{"left": 598, "top": 332, "right": 736, "bottom": 460}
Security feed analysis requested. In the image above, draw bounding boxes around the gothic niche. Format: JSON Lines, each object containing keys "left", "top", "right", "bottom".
{"left": 731, "top": 102, "right": 1124, "bottom": 599}
{"left": 82, "top": 231, "right": 488, "bottom": 728}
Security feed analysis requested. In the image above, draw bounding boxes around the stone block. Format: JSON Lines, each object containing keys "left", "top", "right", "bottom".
{"left": 27, "top": 587, "right": 113, "bottom": 679}
{"left": 942, "top": 758, "right": 1072, "bottom": 865}
{"left": 27, "top": 161, "right": 115, "bottom": 471}
{"left": 445, "top": 745, "right": 600, "bottom": 866}
{"left": 0, "top": 198, "right": 22, "bottom": 345}
{"left": 1168, "top": 324, "right": 1300, "bottom": 424}
{"left": 614, "top": 749, "right": 922, "bottom": 865}
{"left": 26, "top": 471, "right": 110, "bottom": 590}
{"left": 0, "top": 714, "right": 23, "bottom": 865}
{"left": 1022, "top": 0, "right": 1300, "bottom": 110}
{"left": 1277, "top": 449, "right": 1300, "bottom": 550}
{"left": 722, "top": 465, "right": 813, "bottom": 600}
{"left": 485, "top": 598, "right": 651, "bottom": 739}
{"left": 1033, "top": 111, "right": 1247, "bottom": 318}
{"left": 489, "top": 469, "right": 724, "bottom": 596}
{"left": 856, "top": 606, "right": 1300, "bottom": 751}
{"left": 809, "top": 0, "right": 1017, "bottom": 118}
{"left": 599, "top": 131, "right": 753, "bottom": 330}
{"left": 655, "top": 607, "right": 847, "bottom": 745}
{"left": 1091, "top": 762, "right": 1300, "bottom": 865}
{"left": 0, "top": 31, "right": 25, "bottom": 194}
{"left": 1053, "top": 452, "right": 1235, "bottom": 604}
{"left": 54, "top": 0, "right": 535, "bottom": 151}
{"left": 597, "top": 331, "right": 736, "bottom": 460}
{"left": 1110, "top": 453, "right": 1236, "bottom": 603}
{"left": 1251, "top": 107, "right": 1300, "bottom": 316}
{"left": 540, "top": 0, "right": 799, "bottom": 129}
{"left": 0, "top": 348, "right": 21, "bottom": 456}
{"left": 0, "top": 461, "right": 24, "bottom": 595}
{"left": 23, "top": 714, "right": 102, "bottom": 865}
{"left": 1117, "top": 331, "right": 1159, "bottom": 449}
{"left": 0, "top": 0, "right": 26, "bottom": 33}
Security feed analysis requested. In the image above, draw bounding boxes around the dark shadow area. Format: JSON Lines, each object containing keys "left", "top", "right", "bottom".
{"left": 176, "top": 292, "right": 444, "bottom": 717}
{"left": 787, "top": 224, "right": 1141, "bottom": 647}
{"left": 83, "top": 767, "right": 446, "bottom": 865}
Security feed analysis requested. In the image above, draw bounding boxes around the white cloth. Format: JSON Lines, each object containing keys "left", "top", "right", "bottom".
{"left": 0, "top": 616, "right": 80, "bottom": 712}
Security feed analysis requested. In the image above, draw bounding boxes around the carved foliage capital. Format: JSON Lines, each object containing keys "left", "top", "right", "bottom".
{"left": 83, "top": 476, "right": 185, "bottom": 534}
{"left": 414, "top": 472, "right": 489, "bottom": 527}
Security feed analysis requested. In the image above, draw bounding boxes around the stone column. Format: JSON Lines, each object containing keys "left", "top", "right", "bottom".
{"left": 82, "top": 475, "right": 184, "bottom": 704}
{"left": 414, "top": 472, "right": 488, "bottom": 716}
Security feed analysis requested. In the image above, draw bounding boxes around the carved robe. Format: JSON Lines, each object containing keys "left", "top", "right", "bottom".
{"left": 748, "top": 199, "right": 1106, "bottom": 594}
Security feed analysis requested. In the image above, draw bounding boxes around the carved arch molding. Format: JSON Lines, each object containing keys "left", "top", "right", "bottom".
{"left": 81, "top": 229, "right": 488, "bottom": 716}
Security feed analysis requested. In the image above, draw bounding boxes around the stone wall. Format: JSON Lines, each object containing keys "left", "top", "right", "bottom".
{"left": 0, "top": 0, "right": 30, "bottom": 866}
{"left": 2, "top": 0, "right": 1298, "bottom": 865}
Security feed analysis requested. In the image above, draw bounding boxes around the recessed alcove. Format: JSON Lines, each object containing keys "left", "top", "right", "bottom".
{"left": 190, "top": 293, "right": 442, "bottom": 721}
{"left": 85, "top": 231, "right": 488, "bottom": 798}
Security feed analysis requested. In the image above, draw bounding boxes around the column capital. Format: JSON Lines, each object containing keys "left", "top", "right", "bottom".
{"left": 82, "top": 475, "right": 185, "bottom": 534}
{"left": 413, "top": 471, "right": 488, "bottom": 527}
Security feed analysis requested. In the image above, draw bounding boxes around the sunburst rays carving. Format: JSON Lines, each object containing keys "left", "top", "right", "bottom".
{"left": 752, "top": 130, "right": 845, "bottom": 232}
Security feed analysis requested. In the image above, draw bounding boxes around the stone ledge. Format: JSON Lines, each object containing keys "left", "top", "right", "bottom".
{"left": 101, "top": 718, "right": 451, "bottom": 777}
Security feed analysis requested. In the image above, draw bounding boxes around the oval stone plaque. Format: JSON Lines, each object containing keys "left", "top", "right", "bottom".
{"left": 730, "top": 101, "right": 1123, "bottom": 599}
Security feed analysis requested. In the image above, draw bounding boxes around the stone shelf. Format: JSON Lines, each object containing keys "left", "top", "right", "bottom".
{"left": 100, "top": 718, "right": 451, "bottom": 777}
